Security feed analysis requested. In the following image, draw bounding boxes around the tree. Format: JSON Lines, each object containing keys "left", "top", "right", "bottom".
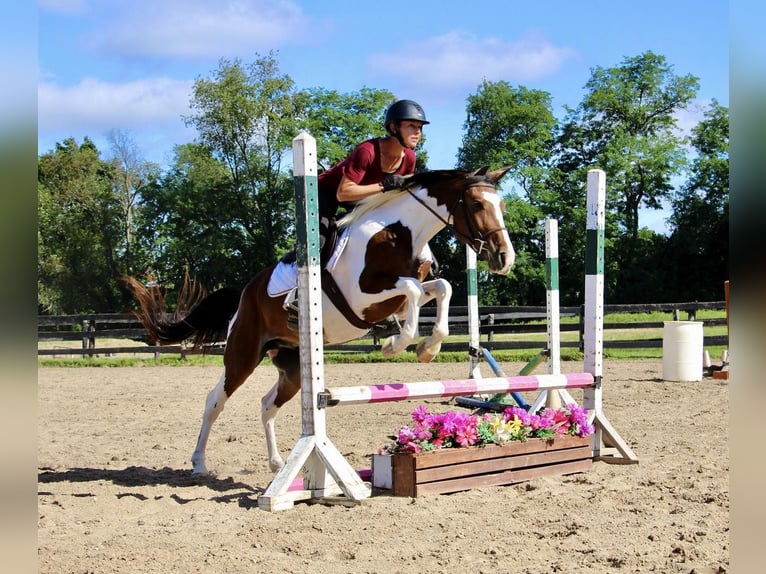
{"left": 38, "top": 138, "right": 126, "bottom": 313}
{"left": 134, "top": 143, "right": 244, "bottom": 292}
{"left": 665, "top": 100, "right": 729, "bottom": 300}
{"left": 105, "top": 129, "right": 160, "bottom": 276}
{"left": 554, "top": 51, "right": 699, "bottom": 302}
{"left": 448, "top": 81, "right": 557, "bottom": 305}
{"left": 183, "top": 52, "right": 297, "bottom": 273}
{"left": 295, "top": 87, "right": 396, "bottom": 169}
{"left": 457, "top": 81, "right": 556, "bottom": 198}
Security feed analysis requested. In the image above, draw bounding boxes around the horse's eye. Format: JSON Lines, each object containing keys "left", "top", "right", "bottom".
{"left": 472, "top": 200, "right": 483, "bottom": 210}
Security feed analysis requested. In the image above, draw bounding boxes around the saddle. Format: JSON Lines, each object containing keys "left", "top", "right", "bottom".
{"left": 279, "top": 217, "right": 339, "bottom": 268}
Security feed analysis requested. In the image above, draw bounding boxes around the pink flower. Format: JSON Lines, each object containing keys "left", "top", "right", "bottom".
{"left": 411, "top": 404, "right": 430, "bottom": 424}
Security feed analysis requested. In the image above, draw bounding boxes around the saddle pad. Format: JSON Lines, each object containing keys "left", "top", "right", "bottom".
{"left": 266, "top": 230, "right": 350, "bottom": 298}
{"left": 266, "top": 261, "right": 297, "bottom": 297}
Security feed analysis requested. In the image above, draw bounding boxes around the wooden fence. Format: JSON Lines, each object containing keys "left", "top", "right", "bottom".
{"left": 38, "top": 301, "right": 727, "bottom": 359}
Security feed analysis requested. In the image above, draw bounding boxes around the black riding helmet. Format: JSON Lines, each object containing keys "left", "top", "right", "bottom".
{"left": 384, "top": 100, "right": 429, "bottom": 148}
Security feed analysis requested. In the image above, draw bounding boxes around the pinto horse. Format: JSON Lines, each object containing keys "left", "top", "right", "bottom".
{"left": 127, "top": 167, "right": 515, "bottom": 475}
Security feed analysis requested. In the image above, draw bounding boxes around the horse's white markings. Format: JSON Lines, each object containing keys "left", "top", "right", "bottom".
{"left": 191, "top": 375, "right": 229, "bottom": 475}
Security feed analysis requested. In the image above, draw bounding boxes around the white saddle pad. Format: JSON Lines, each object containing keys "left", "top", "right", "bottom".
{"left": 266, "top": 231, "right": 350, "bottom": 297}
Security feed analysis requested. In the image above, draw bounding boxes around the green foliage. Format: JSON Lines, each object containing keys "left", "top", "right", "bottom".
{"left": 182, "top": 52, "right": 297, "bottom": 272}
{"left": 38, "top": 138, "right": 128, "bottom": 313}
{"left": 664, "top": 101, "right": 729, "bottom": 301}
{"left": 295, "top": 87, "right": 395, "bottom": 168}
{"left": 549, "top": 51, "right": 706, "bottom": 303}
{"left": 457, "top": 80, "right": 556, "bottom": 197}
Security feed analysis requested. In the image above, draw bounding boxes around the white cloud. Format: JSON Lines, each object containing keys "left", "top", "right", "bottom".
{"left": 85, "top": 0, "right": 310, "bottom": 58}
{"left": 38, "top": 76, "right": 193, "bottom": 133}
{"left": 367, "top": 31, "right": 575, "bottom": 93}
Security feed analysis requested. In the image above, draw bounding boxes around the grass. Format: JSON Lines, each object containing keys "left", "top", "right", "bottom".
{"left": 38, "top": 309, "right": 728, "bottom": 368}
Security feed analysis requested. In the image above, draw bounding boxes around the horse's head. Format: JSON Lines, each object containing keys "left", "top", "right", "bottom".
{"left": 440, "top": 166, "right": 515, "bottom": 275}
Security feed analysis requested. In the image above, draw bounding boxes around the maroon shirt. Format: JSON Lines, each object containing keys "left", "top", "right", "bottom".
{"left": 318, "top": 138, "right": 416, "bottom": 218}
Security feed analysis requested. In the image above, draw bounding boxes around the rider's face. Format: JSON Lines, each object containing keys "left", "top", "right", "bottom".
{"left": 398, "top": 121, "right": 424, "bottom": 147}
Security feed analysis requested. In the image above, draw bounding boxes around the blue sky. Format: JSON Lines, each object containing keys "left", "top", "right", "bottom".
{"left": 38, "top": 0, "right": 729, "bottom": 234}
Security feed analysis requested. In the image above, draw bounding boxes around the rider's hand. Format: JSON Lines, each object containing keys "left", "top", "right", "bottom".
{"left": 380, "top": 174, "right": 406, "bottom": 192}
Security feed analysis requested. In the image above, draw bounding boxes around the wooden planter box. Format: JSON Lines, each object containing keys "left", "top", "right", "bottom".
{"left": 373, "top": 435, "right": 592, "bottom": 497}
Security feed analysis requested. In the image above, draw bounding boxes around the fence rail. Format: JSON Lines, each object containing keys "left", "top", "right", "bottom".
{"left": 38, "top": 300, "right": 728, "bottom": 359}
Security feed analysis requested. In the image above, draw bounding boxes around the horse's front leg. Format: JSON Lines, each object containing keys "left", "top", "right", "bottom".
{"left": 380, "top": 278, "right": 425, "bottom": 358}
{"left": 414, "top": 278, "right": 452, "bottom": 362}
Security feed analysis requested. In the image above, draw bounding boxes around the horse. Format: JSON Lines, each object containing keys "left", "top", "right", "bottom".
{"left": 126, "top": 166, "right": 515, "bottom": 475}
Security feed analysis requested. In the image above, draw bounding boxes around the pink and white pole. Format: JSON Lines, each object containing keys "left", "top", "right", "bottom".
{"left": 323, "top": 372, "right": 595, "bottom": 406}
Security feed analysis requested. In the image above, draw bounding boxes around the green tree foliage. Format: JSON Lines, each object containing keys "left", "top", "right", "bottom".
{"left": 38, "top": 138, "right": 126, "bottom": 313}
{"left": 457, "top": 81, "right": 556, "bottom": 197}
{"left": 664, "top": 100, "right": 729, "bottom": 300}
{"left": 134, "top": 143, "right": 249, "bottom": 292}
{"left": 105, "top": 129, "right": 161, "bottom": 276}
{"left": 182, "top": 52, "right": 297, "bottom": 274}
{"left": 295, "top": 87, "right": 395, "bottom": 168}
{"left": 553, "top": 51, "right": 700, "bottom": 302}
{"left": 448, "top": 81, "right": 556, "bottom": 305}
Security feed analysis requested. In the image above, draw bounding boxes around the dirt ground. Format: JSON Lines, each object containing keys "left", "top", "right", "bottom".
{"left": 38, "top": 360, "right": 729, "bottom": 573}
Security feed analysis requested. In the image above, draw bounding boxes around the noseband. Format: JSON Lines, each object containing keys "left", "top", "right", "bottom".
{"left": 405, "top": 177, "right": 506, "bottom": 256}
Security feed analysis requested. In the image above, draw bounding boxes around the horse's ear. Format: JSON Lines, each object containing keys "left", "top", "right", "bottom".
{"left": 471, "top": 166, "right": 490, "bottom": 177}
{"left": 489, "top": 165, "right": 513, "bottom": 183}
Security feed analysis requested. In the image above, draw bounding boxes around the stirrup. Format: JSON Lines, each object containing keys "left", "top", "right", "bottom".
{"left": 283, "top": 289, "right": 299, "bottom": 330}
{"left": 372, "top": 315, "right": 401, "bottom": 338}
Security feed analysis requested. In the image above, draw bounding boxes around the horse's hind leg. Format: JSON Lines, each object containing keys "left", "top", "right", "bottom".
{"left": 262, "top": 347, "right": 301, "bottom": 472}
{"left": 190, "top": 344, "right": 260, "bottom": 475}
{"left": 415, "top": 278, "right": 453, "bottom": 362}
{"left": 190, "top": 373, "right": 229, "bottom": 475}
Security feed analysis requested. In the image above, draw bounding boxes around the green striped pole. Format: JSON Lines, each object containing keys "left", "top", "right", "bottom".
{"left": 292, "top": 132, "right": 325, "bottom": 438}
{"left": 544, "top": 218, "right": 562, "bottom": 408}
{"left": 466, "top": 246, "right": 481, "bottom": 378}
{"left": 582, "top": 169, "right": 638, "bottom": 463}
{"left": 583, "top": 169, "right": 606, "bottom": 416}
{"left": 259, "top": 132, "right": 371, "bottom": 511}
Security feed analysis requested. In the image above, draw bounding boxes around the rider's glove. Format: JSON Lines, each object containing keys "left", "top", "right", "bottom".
{"left": 380, "top": 174, "right": 406, "bottom": 192}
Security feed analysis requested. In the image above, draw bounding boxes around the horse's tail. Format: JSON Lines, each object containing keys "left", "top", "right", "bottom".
{"left": 123, "top": 275, "right": 242, "bottom": 350}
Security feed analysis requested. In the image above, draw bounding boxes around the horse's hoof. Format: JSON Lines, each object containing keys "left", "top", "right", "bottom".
{"left": 191, "top": 466, "right": 209, "bottom": 476}
{"left": 268, "top": 458, "right": 285, "bottom": 473}
{"left": 380, "top": 338, "right": 396, "bottom": 358}
{"left": 415, "top": 340, "right": 441, "bottom": 363}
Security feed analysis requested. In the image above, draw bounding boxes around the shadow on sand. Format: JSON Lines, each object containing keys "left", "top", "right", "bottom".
{"left": 38, "top": 465, "right": 264, "bottom": 508}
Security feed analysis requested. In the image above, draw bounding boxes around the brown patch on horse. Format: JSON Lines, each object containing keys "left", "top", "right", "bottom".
{"left": 357, "top": 222, "right": 430, "bottom": 322}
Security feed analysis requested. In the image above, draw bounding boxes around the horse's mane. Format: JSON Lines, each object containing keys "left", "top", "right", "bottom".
{"left": 337, "top": 169, "right": 472, "bottom": 230}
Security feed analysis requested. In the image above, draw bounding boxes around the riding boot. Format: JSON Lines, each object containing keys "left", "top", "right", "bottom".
{"left": 284, "top": 220, "right": 330, "bottom": 331}
{"left": 283, "top": 288, "right": 299, "bottom": 331}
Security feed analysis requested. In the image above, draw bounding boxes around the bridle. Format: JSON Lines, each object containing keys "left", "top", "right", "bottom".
{"left": 404, "top": 177, "right": 507, "bottom": 256}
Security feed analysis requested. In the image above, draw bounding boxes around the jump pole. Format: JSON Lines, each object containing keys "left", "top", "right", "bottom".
{"left": 527, "top": 218, "right": 579, "bottom": 412}
{"left": 466, "top": 247, "right": 482, "bottom": 379}
{"left": 258, "top": 133, "right": 371, "bottom": 511}
{"left": 583, "top": 169, "right": 637, "bottom": 463}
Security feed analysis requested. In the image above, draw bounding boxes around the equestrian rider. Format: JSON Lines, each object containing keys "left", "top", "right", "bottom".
{"left": 316, "top": 99, "right": 429, "bottom": 245}
{"left": 284, "top": 99, "right": 429, "bottom": 330}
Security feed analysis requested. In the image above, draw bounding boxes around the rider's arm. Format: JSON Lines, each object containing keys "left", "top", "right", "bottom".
{"left": 336, "top": 176, "right": 384, "bottom": 203}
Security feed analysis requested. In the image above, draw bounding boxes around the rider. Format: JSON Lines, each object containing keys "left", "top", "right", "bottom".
{"left": 284, "top": 99, "right": 429, "bottom": 329}
{"left": 316, "top": 98, "right": 429, "bottom": 248}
